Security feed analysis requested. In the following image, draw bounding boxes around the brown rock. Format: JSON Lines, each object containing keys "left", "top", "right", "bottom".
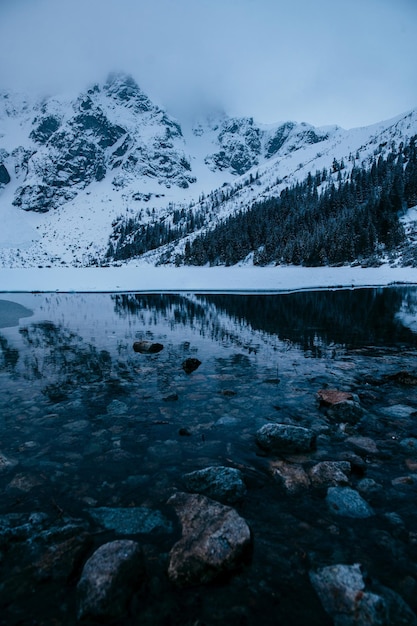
{"left": 167, "top": 492, "right": 251, "bottom": 586}
{"left": 270, "top": 460, "right": 310, "bottom": 493}
{"left": 317, "top": 389, "right": 354, "bottom": 406}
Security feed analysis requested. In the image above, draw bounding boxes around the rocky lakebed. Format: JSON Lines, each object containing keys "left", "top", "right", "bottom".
{"left": 0, "top": 288, "right": 417, "bottom": 625}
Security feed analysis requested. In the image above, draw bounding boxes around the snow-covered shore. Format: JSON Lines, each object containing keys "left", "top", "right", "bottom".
{"left": 0, "top": 265, "right": 416, "bottom": 294}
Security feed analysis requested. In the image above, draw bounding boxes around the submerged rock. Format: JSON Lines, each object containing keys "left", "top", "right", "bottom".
{"left": 309, "top": 461, "right": 351, "bottom": 487}
{"left": 270, "top": 460, "right": 310, "bottom": 493}
{"left": 256, "top": 423, "right": 316, "bottom": 454}
{"left": 133, "top": 340, "right": 164, "bottom": 354}
{"left": 318, "top": 389, "right": 363, "bottom": 424}
{"left": 167, "top": 492, "right": 251, "bottom": 586}
{"left": 77, "top": 540, "right": 144, "bottom": 622}
{"left": 326, "top": 487, "right": 374, "bottom": 518}
{"left": 310, "top": 563, "right": 417, "bottom": 626}
{"left": 87, "top": 507, "right": 173, "bottom": 535}
{"left": 183, "top": 466, "right": 247, "bottom": 504}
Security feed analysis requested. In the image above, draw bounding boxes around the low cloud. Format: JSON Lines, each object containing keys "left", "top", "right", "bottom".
{"left": 0, "top": 0, "right": 416, "bottom": 128}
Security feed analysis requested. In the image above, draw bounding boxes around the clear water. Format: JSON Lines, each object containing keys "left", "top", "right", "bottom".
{"left": 1, "top": 288, "right": 417, "bottom": 625}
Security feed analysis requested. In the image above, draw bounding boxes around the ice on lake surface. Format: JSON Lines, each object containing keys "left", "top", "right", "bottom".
{"left": 0, "top": 287, "right": 417, "bottom": 625}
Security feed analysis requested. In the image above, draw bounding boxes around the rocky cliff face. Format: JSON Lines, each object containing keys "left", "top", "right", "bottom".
{"left": 1, "top": 74, "right": 197, "bottom": 213}
{"left": 0, "top": 73, "right": 340, "bottom": 213}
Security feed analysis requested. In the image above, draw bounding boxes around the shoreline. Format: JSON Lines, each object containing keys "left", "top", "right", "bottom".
{"left": 0, "top": 265, "right": 416, "bottom": 294}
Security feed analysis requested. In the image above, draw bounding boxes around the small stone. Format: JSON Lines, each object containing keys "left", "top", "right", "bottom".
{"left": 385, "top": 371, "right": 417, "bottom": 386}
{"left": 318, "top": 389, "right": 363, "bottom": 424}
{"left": 400, "top": 438, "right": 417, "bottom": 454}
{"left": 163, "top": 393, "right": 179, "bottom": 402}
{"left": 317, "top": 389, "right": 354, "bottom": 405}
{"left": 216, "top": 416, "right": 240, "bottom": 427}
{"left": 133, "top": 340, "right": 163, "bottom": 354}
{"left": 326, "top": 487, "right": 374, "bottom": 518}
{"left": 380, "top": 404, "right": 416, "bottom": 419}
{"left": 77, "top": 540, "right": 144, "bottom": 622}
{"left": 182, "top": 358, "right": 201, "bottom": 374}
{"left": 270, "top": 461, "right": 310, "bottom": 493}
{"left": 357, "top": 478, "right": 383, "bottom": 497}
{"left": 309, "top": 461, "right": 351, "bottom": 487}
{"left": 346, "top": 436, "right": 379, "bottom": 455}
{"left": 256, "top": 423, "right": 316, "bottom": 454}
{"left": 0, "top": 452, "right": 18, "bottom": 472}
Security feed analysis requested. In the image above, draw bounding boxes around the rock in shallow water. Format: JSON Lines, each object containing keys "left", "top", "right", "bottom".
{"left": 255, "top": 423, "right": 316, "bottom": 453}
{"left": 182, "top": 358, "right": 202, "bottom": 374}
{"left": 133, "top": 340, "right": 164, "bottom": 354}
{"left": 326, "top": 486, "right": 374, "bottom": 518}
{"left": 183, "top": 466, "right": 247, "bottom": 504}
{"left": 87, "top": 507, "right": 173, "bottom": 535}
{"left": 167, "top": 492, "right": 251, "bottom": 586}
{"left": 77, "top": 540, "right": 144, "bottom": 622}
{"left": 310, "top": 562, "right": 417, "bottom": 626}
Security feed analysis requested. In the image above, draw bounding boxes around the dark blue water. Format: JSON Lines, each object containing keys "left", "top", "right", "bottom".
{"left": 0, "top": 287, "right": 417, "bottom": 625}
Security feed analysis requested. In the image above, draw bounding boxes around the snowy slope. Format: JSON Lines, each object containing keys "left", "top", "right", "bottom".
{"left": 0, "top": 72, "right": 416, "bottom": 268}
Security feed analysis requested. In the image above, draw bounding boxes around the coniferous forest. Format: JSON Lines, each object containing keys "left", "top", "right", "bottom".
{"left": 107, "top": 135, "right": 417, "bottom": 267}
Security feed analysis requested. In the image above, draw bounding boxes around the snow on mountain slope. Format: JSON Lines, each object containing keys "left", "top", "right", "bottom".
{"left": 0, "top": 72, "right": 416, "bottom": 268}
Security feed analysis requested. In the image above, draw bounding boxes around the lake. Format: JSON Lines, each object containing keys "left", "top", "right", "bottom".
{"left": 1, "top": 287, "right": 417, "bottom": 625}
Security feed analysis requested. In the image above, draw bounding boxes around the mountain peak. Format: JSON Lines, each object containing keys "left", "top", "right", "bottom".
{"left": 103, "top": 72, "right": 154, "bottom": 113}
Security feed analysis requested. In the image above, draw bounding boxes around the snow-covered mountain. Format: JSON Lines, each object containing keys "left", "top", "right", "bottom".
{"left": 0, "top": 72, "right": 416, "bottom": 268}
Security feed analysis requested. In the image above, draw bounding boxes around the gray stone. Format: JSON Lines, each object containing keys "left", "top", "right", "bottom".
{"left": 216, "top": 415, "right": 240, "bottom": 426}
{"left": 400, "top": 438, "right": 417, "bottom": 454}
{"left": 255, "top": 423, "right": 316, "bottom": 453}
{"left": 167, "top": 492, "right": 251, "bottom": 586}
{"left": 346, "top": 436, "right": 379, "bottom": 455}
{"left": 310, "top": 563, "right": 387, "bottom": 626}
{"left": 380, "top": 404, "right": 416, "bottom": 419}
{"left": 77, "top": 540, "right": 143, "bottom": 622}
{"left": 309, "top": 461, "right": 351, "bottom": 487}
{"left": 310, "top": 563, "right": 417, "bottom": 626}
{"left": 87, "top": 507, "right": 173, "bottom": 535}
{"left": 326, "top": 487, "right": 374, "bottom": 518}
{"left": 183, "top": 466, "right": 247, "bottom": 503}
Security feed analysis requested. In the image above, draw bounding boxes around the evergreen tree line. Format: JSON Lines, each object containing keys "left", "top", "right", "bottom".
{"left": 107, "top": 207, "right": 207, "bottom": 261}
{"left": 106, "top": 170, "right": 261, "bottom": 261}
{"left": 182, "top": 136, "right": 417, "bottom": 267}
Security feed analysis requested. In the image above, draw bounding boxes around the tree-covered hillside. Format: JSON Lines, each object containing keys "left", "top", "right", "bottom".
{"left": 183, "top": 136, "right": 417, "bottom": 266}
{"left": 106, "top": 135, "right": 417, "bottom": 267}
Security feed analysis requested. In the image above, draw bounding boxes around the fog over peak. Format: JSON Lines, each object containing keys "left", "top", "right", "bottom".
{"left": 0, "top": 0, "right": 416, "bottom": 129}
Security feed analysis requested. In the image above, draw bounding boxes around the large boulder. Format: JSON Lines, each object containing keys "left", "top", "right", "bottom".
{"left": 77, "top": 540, "right": 144, "bottom": 622}
{"left": 167, "top": 492, "right": 251, "bottom": 586}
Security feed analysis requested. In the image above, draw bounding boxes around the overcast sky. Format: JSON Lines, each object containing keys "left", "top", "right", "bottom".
{"left": 1, "top": 0, "right": 416, "bottom": 129}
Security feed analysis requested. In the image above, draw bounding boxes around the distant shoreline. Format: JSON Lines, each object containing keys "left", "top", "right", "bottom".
{"left": 0, "top": 265, "right": 416, "bottom": 294}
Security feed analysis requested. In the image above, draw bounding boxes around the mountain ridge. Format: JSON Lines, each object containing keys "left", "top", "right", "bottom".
{"left": 0, "top": 72, "right": 416, "bottom": 268}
